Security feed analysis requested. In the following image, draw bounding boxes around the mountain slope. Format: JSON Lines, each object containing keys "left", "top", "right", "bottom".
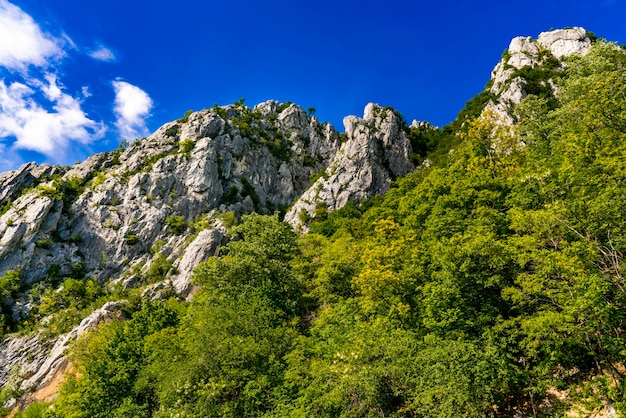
{"left": 3, "top": 27, "right": 625, "bottom": 417}
{"left": 0, "top": 99, "right": 417, "bottom": 397}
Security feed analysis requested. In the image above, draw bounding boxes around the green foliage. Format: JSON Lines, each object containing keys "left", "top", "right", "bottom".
{"left": 38, "top": 278, "right": 103, "bottom": 316}
{"left": 124, "top": 234, "right": 140, "bottom": 245}
{"left": 212, "top": 103, "right": 228, "bottom": 118}
{"left": 164, "top": 214, "right": 187, "bottom": 234}
{"left": 0, "top": 201, "right": 10, "bottom": 216}
{"left": 179, "top": 138, "right": 196, "bottom": 155}
{"left": 309, "top": 167, "right": 328, "bottom": 184}
{"left": 276, "top": 101, "right": 293, "bottom": 112}
{"left": 14, "top": 400, "right": 51, "bottom": 417}
{"left": 221, "top": 185, "right": 239, "bottom": 205}
{"left": 0, "top": 270, "right": 20, "bottom": 335}
{"left": 51, "top": 301, "right": 181, "bottom": 417}
{"left": 177, "top": 109, "right": 194, "bottom": 123}
{"left": 145, "top": 253, "right": 174, "bottom": 283}
{"left": 88, "top": 171, "right": 107, "bottom": 188}
{"left": 32, "top": 175, "right": 86, "bottom": 213}
{"left": 35, "top": 237, "right": 53, "bottom": 249}
{"left": 165, "top": 126, "right": 179, "bottom": 137}
{"left": 240, "top": 177, "right": 260, "bottom": 209}
{"left": 142, "top": 151, "right": 170, "bottom": 172}
{"left": 217, "top": 211, "right": 238, "bottom": 229}
{"left": 297, "top": 208, "right": 311, "bottom": 225}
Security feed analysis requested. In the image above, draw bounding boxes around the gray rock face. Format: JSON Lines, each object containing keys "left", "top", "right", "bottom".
{"left": 19, "top": 301, "right": 124, "bottom": 392}
{"left": 0, "top": 100, "right": 350, "bottom": 399}
{"left": 0, "top": 162, "right": 57, "bottom": 206}
{"left": 487, "top": 27, "right": 592, "bottom": 124}
{"left": 284, "top": 103, "right": 414, "bottom": 231}
{"left": 0, "top": 101, "right": 341, "bottom": 286}
{"left": 172, "top": 227, "right": 227, "bottom": 295}
{"left": 0, "top": 301, "right": 123, "bottom": 394}
{"left": 537, "top": 27, "right": 591, "bottom": 58}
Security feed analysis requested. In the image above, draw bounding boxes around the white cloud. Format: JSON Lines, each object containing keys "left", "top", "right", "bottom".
{"left": 0, "top": 74, "right": 106, "bottom": 156}
{"left": 0, "top": 0, "right": 64, "bottom": 71}
{"left": 81, "top": 86, "right": 92, "bottom": 98}
{"left": 112, "top": 80, "right": 153, "bottom": 140}
{"left": 89, "top": 46, "right": 116, "bottom": 62}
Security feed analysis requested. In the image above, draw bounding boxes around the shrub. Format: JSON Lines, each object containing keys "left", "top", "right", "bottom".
{"left": 145, "top": 254, "right": 174, "bottom": 283}
{"left": 179, "top": 138, "right": 196, "bottom": 155}
{"left": 35, "top": 238, "right": 53, "bottom": 249}
{"left": 218, "top": 211, "right": 238, "bottom": 229}
{"left": 165, "top": 215, "right": 187, "bottom": 234}
{"left": 0, "top": 201, "right": 10, "bottom": 216}
{"left": 310, "top": 168, "right": 329, "bottom": 184}
{"left": 277, "top": 101, "right": 293, "bottom": 112}
{"left": 298, "top": 208, "right": 311, "bottom": 224}
{"left": 177, "top": 109, "right": 194, "bottom": 123}
{"left": 221, "top": 185, "right": 239, "bottom": 205}
{"left": 165, "top": 126, "right": 179, "bottom": 137}
{"left": 240, "top": 177, "right": 260, "bottom": 209}
{"left": 125, "top": 234, "right": 140, "bottom": 245}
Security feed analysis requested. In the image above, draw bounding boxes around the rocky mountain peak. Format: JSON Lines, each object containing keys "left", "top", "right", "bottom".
{"left": 486, "top": 27, "right": 593, "bottom": 124}
{"left": 0, "top": 27, "right": 599, "bottom": 405}
{"left": 537, "top": 27, "right": 591, "bottom": 58}
{"left": 0, "top": 99, "right": 418, "bottom": 395}
{"left": 284, "top": 103, "right": 414, "bottom": 231}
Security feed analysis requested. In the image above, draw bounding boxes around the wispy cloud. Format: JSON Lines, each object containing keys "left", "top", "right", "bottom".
{"left": 0, "top": 74, "right": 107, "bottom": 156}
{"left": 112, "top": 80, "right": 153, "bottom": 141}
{"left": 81, "top": 85, "right": 92, "bottom": 98}
{"left": 89, "top": 45, "right": 116, "bottom": 62}
{"left": 0, "top": 0, "right": 64, "bottom": 71}
{"left": 0, "top": 1, "right": 155, "bottom": 170}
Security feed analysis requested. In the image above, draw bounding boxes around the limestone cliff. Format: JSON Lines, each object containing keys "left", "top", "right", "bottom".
{"left": 0, "top": 27, "right": 603, "bottom": 407}
{"left": 0, "top": 99, "right": 414, "bottom": 396}
{"left": 284, "top": 103, "right": 413, "bottom": 231}
{"left": 486, "top": 27, "right": 592, "bottom": 124}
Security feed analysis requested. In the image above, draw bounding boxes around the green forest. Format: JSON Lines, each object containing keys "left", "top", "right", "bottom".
{"left": 10, "top": 41, "right": 626, "bottom": 417}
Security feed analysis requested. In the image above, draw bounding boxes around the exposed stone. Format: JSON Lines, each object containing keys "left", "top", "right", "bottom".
{"left": 537, "top": 27, "right": 591, "bottom": 58}
{"left": 172, "top": 227, "right": 228, "bottom": 295}
{"left": 284, "top": 103, "right": 414, "bottom": 231}
{"left": 488, "top": 27, "right": 592, "bottom": 124}
{"left": 0, "top": 163, "right": 57, "bottom": 207}
{"left": 19, "top": 302, "right": 124, "bottom": 392}
{"left": 0, "top": 302, "right": 123, "bottom": 392}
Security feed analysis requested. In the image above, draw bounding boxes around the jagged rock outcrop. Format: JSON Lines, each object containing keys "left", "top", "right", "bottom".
{"left": 0, "top": 99, "right": 417, "bottom": 400}
{"left": 486, "top": 27, "right": 592, "bottom": 124}
{"left": 172, "top": 226, "right": 227, "bottom": 295}
{"left": 0, "top": 301, "right": 123, "bottom": 396}
{"left": 0, "top": 101, "right": 352, "bottom": 399}
{"left": 0, "top": 162, "right": 58, "bottom": 207}
{"left": 284, "top": 103, "right": 414, "bottom": 231}
{"left": 0, "top": 101, "right": 341, "bottom": 289}
{"left": 0, "top": 27, "right": 612, "bottom": 409}
{"left": 537, "top": 27, "right": 591, "bottom": 58}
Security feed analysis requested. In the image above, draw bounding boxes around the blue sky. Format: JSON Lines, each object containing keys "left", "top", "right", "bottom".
{"left": 0, "top": 0, "right": 625, "bottom": 172}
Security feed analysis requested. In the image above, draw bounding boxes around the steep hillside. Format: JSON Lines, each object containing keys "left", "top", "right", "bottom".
{"left": 0, "top": 99, "right": 416, "bottom": 399}
{"left": 4, "top": 27, "right": 626, "bottom": 417}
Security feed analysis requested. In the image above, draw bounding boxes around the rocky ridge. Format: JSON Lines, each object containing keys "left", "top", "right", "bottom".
{"left": 0, "top": 27, "right": 601, "bottom": 407}
{"left": 0, "top": 100, "right": 416, "bottom": 396}
{"left": 486, "top": 27, "right": 592, "bottom": 124}
{"left": 285, "top": 103, "right": 414, "bottom": 231}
